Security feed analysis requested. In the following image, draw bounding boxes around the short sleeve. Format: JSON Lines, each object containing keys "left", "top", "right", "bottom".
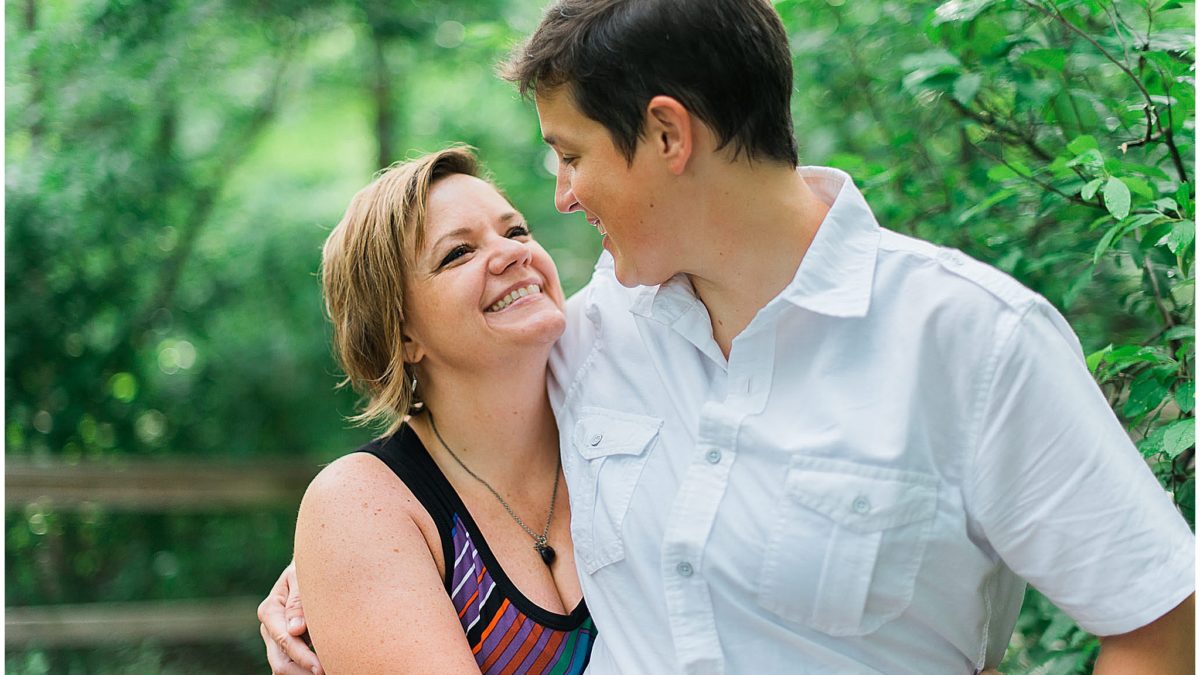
{"left": 967, "top": 299, "right": 1195, "bottom": 636}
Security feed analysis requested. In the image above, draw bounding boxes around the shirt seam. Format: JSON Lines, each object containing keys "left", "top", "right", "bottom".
{"left": 963, "top": 303, "right": 1034, "bottom": 511}
{"left": 962, "top": 306, "right": 1028, "bottom": 669}
{"left": 876, "top": 231, "right": 1035, "bottom": 312}
{"left": 562, "top": 284, "right": 606, "bottom": 413}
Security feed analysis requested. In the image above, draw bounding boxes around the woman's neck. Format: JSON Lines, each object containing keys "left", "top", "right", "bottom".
{"left": 409, "top": 353, "right": 560, "bottom": 489}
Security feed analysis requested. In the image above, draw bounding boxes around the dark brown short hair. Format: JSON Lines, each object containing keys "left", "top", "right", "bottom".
{"left": 502, "top": 0, "right": 798, "bottom": 166}
{"left": 321, "top": 146, "right": 480, "bottom": 434}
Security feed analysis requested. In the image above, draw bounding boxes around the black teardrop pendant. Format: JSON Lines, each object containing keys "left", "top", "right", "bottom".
{"left": 536, "top": 542, "right": 556, "bottom": 566}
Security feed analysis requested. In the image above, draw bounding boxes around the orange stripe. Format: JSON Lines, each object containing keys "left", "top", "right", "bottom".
{"left": 458, "top": 588, "right": 479, "bottom": 618}
{"left": 480, "top": 613, "right": 527, "bottom": 672}
{"left": 525, "top": 629, "right": 566, "bottom": 674}
{"left": 499, "top": 624, "right": 545, "bottom": 675}
{"left": 472, "top": 598, "right": 511, "bottom": 656}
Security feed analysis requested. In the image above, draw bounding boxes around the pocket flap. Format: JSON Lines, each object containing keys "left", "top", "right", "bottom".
{"left": 574, "top": 407, "right": 663, "bottom": 460}
{"left": 784, "top": 456, "right": 937, "bottom": 533}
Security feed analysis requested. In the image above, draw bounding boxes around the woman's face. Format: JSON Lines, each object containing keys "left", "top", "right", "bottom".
{"left": 402, "top": 173, "right": 567, "bottom": 372}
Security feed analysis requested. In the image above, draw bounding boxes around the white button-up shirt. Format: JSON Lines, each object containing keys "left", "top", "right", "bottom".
{"left": 548, "top": 167, "right": 1195, "bottom": 674}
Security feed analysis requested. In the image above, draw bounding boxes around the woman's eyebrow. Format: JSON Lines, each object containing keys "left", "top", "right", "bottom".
{"left": 430, "top": 227, "right": 473, "bottom": 253}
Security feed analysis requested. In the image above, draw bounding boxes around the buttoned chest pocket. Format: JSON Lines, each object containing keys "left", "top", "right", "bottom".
{"left": 756, "top": 456, "right": 938, "bottom": 637}
{"left": 570, "top": 408, "right": 662, "bottom": 574}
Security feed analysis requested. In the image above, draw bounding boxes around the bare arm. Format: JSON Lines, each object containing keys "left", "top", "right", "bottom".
{"left": 1093, "top": 593, "right": 1195, "bottom": 675}
{"left": 294, "top": 453, "right": 481, "bottom": 674}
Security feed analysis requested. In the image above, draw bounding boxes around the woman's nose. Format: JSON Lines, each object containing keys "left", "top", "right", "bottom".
{"left": 488, "top": 236, "right": 533, "bottom": 275}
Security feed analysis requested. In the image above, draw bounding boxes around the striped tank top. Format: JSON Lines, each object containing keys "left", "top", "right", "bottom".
{"left": 360, "top": 425, "right": 595, "bottom": 674}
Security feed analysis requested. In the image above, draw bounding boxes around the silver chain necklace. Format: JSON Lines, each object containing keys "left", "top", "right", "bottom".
{"left": 428, "top": 412, "right": 561, "bottom": 566}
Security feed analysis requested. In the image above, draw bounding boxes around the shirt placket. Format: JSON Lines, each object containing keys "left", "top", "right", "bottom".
{"left": 659, "top": 320, "right": 775, "bottom": 675}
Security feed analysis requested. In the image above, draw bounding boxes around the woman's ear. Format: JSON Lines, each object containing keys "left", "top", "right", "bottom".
{"left": 645, "top": 95, "right": 693, "bottom": 176}
{"left": 401, "top": 333, "right": 425, "bottom": 365}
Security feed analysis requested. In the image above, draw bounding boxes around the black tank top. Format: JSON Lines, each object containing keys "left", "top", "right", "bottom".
{"left": 357, "top": 425, "right": 595, "bottom": 674}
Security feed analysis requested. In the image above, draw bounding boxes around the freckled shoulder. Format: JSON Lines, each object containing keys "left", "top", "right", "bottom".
{"left": 296, "top": 451, "right": 445, "bottom": 575}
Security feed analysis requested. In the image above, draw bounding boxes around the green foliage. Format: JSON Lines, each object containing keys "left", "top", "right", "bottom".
{"left": 779, "top": 0, "right": 1193, "bottom": 671}
{"left": 6, "top": 0, "right": 1193, "bottom": 672}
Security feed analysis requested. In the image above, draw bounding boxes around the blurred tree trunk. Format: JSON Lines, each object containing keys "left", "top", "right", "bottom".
{"left": 367, "top": 15, "right": 397, "bottom": 169}
{"left": 24, "top": 0, "right": 44, "bottom": 143}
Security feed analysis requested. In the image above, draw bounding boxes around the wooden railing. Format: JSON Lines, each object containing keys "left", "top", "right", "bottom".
{"left": 6, "top": 457, "right": 318, "bottom": 647}
{"left": 6, "top": 457, "right": 316, "bottom": 510}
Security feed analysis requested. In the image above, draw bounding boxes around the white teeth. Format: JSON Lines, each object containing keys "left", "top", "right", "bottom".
{"left": 487, "top": 284, "right": 542, "bottom": 312}
{"left": 589, "top": 218, "right": 606, "bottom": 236}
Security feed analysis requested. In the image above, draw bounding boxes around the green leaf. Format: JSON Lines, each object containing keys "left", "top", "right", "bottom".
{"left": 1086, "top": 345, "right": 1113, "bottom": 374}
{"left": 1080, "top": 178, "right": 1103, "bottom": 201}
{"left": 1018, "top": 48, "right": 1066, "bottom": 72}
{"left": 1144, "top": 220, "right": 1175, "bottom": 250}
{"left": 1153, "top": 197, "right": 1180, "bottom": 216}
{"left": 1066, "top": 135, "right": 1099, "bottom": 155}
{"left": 957, "top": 187, "right": 1015, "bottom": 224}
{"left": 1093, "top": 221, "right": 1129, "bottom": 264}
{"left": 1124, "top": 371, "right": 1170, "bottom": 418}
{"left": 1167, "top": 220, "right": 1195, "bottom": 254}
{"left": 988, "top": 165, "right": 1016, "bottom": 181}
{"left": 1175, "top": 184, "right": 1192, "bottom": 215}
{"left": 1102, "top": 177, "right": 1131, "bottom": 220}
{"left": 1066, "top": 148, "right": 1104, "bottom": 171}
{"left": 1120, "top": 176, "right": 1154, "bottom": 200}
{"left": 1164, "top": 325, "right": 1196, "bottom": 341}
{"left": 900, "top": 50, "right": 962, "bottom": 71}
{"left": 1162, "top": 419, "right": 1195, "bottom": 459}
{"left": 1148, "top": 28, "right": 1195, "bottom": 53}
{"left": 1139, "top": 425, "right": 1168, "bottom": 457}
{"left": 932, "top": 0, "right": 994, "bottom": 24}
{"left": 1176, "top": 382, "right": 1195, "bottom": 414}
{"left": 953, "top": 72, "right": 983, "bottom": 105}
{"left": 1061, "top": 266, "right": 1093, "bottom": 310}
{"left": 1101, "top": 345, "right": 1169, "bottom": 371}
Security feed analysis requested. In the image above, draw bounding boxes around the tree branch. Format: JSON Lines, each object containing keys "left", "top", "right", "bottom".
{"left": 1021, "top": 0, "right": 1190, "bottom": 183}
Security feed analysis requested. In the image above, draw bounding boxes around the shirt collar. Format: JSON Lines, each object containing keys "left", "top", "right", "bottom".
{"left": 630, "top": 166, "right": 880, "bottom": 322}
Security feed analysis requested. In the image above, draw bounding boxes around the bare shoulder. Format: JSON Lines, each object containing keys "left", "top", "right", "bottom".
{"left": 301, "top": 452, "right": 421, "bottom": 514}
{"left": 295, "top": 451, "right": 436, "bottom": 565}
{"left": 293, "top": 451, "right": 476, "bottom": 672}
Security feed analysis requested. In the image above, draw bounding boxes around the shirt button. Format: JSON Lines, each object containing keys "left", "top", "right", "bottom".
{"left": 852, "top": 496, "right": 871, "bottom": 514}
{"left": 589, "top": 434, "right": 603, "bottom": 446}
{"left": 705, "top": 449, "right": 722, "bottom": 464}
{"left": 676, "top": 561, "right": 694, "bottom": 577}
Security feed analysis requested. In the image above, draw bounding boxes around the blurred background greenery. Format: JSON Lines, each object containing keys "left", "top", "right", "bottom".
{"left": 5, "top": 0, "right": 1193, "bottom": 673}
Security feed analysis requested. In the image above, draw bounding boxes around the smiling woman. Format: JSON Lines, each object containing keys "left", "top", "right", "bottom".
{"left": 292, "top": 146, "right": 593, "bottom": 674}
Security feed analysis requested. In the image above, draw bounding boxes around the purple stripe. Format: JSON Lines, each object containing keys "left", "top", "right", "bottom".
{"left": 543, "top": 625, "right": 569, "bottom": 671}
{"left": 446, "top": 514, "right": 589, "bottom": 673}
{"left": 477, "top": 602, "right": 521, "bottom": 658}
{"left": 515, "top": 621, "right": 556, "bottom": 674}
{"left": 490, "top": 612, "right": 538, "bottom": 669}
{"left": 451, "top": 515, "right": 502, "bottom": 630}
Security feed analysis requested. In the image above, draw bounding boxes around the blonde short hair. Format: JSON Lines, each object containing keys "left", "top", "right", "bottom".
{"left": 321, "top": 146, "right": 480, "bottom": 434}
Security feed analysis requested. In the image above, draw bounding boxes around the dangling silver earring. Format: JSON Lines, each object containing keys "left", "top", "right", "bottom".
{"left": 408, "top": 370, "right": 424, "bottom": 413}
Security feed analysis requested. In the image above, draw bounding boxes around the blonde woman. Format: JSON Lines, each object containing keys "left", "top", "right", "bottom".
{"left": 291, "top": 147, "right": 594, "bottom": 674}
